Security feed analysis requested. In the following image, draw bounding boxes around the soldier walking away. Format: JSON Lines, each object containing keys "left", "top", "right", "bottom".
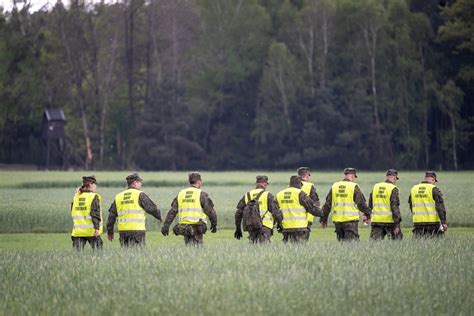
{"left": 297, "top": 167, "right": 321, "bottom": 240}
{"left": 276, "top": 175, "right": 322, "bottom": 243}
{"left": 234, "top": 175, "right": 283, "bottom": 243}
{"left": 320, "top": 168, "right": 371, "bottom": 241}
{"left": 408, "top": 171, "right": 448, "bottom": 238}
{"left": 71, "top": 175, "right": 103, "bottom": 250}
{"left": 161, "top": 172, "right": 217, "bottom": 246}
{"left": 368, "top": 169, "right": 403, "bottom": 240}
{"left": 107, "top": 173, "right": 162, "bottom": 247}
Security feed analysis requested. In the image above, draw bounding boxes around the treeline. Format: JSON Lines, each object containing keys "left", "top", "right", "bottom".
{"left": 0, "top": 0, "right": 472, "bottom": 170}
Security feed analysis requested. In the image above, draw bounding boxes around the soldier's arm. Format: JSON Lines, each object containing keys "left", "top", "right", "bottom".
{"left": 433, "top": 187, "right": 447, "bottom": 224}
{"left": 268, "top": 193, "right": 283, "bottom": 226}
{"left": 354, "top": 185, "right": 371, "bottom": 217}
{"left": 235, "top": 195, "right": 246, "bottom": 230}
{"left": 106, "top": 201, "right": 118, "bottom": 235}
{"left": 390, "top": 187, "right": 401, "bottom": 226}
{"left": 90, "top": 195, "right": 101, "bottom": 230}
{"left": 139, "top": 192, "right": 162, "bottom": 221}
{"left": 408, "top": 194, "right": 413, "bottom": 212}
{"left": 368, "top": 192, "right": 373, "bottom": 210}
{"left": 321, "top": 189, "right": 332, "bottom": 223}
{"left": 299, "top": 192, "right": 322, "bottom": 217}
{"left": 201, "top": 192, "right": 217, "bottom": 227}
{"left": 163, "top": 197, "right": 179, "bottom": 229}
{"left": 309, "top": 185, "right": 321, "bottom": 207}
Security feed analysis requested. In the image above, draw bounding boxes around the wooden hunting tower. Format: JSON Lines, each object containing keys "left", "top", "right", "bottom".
{"left": 42, "top": 108, "right": 66, "bottom": 169}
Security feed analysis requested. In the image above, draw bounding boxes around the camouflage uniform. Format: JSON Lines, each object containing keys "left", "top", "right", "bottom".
{"left": 163, "top": 190, "right": 217, "bottom": 246}
{"left": 321, "top": 179, "right": 371, "bottom": 241}
{"left": 408, "top": 181, "right": 447, "bottom": 238}
{"left": 107, "top": 189, "right": 162, "bottom": 247}
{"left": 235, "top": 183, "right": 283, "bottom": 243}
{"left": 297, "top": 167, "right": 321, "bottom": 240}
{"left": 368, "top": 181, "right": 403, "bottom": 240}
{"left": 70, "top": 189, "right": 103, "bottom": 250}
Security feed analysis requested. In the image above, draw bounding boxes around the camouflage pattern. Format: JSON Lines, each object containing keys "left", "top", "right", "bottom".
{"left": 334, "top": 221, "right": 360, "bottom": 241}
{"left": 163, "top": 189, "right": 217, "bottom": 245}
{"left": 126, "top": 173, "right": 143, "bottom": 185}
{"left": 370, "top": 225, "right": 403, "bottom": 240}
{"left": 71, "top": 236, "right": 103, "bottom": 250}
{"left": 119, "top": 231, "right": 146, "bottom": 247}
{"left": 408, "top": 181, "right": 447, "bottom": 224}
{"left": 248, "top": 227, "right": 272, "bottom": 243}
{"left": 107, "top": 190, "right": 162, "bottom": 237}
{"left": 412, "top": 224, "right": 444, "bottom": 238}
{"left": 282, "top": 230, "right": 307, "bottom": 243}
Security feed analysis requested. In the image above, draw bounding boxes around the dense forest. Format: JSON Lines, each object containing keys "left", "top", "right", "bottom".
{"left": 0, "top": 0, "right": 472, "bottom": 170}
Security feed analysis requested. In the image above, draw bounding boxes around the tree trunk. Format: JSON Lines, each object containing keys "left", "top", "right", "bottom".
{"left": 419, "top": 46, "right": 430, "bottom": 168}
{"left": 449, "top": 111, "right": 458, "bottom": 170}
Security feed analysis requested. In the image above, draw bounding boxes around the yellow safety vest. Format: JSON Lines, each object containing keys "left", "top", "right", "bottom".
{"left": 177, "top": 187, "right": 207, "bottom": 224}
{"left": 277, "top": 187, "right": 308, "bottom": 229}
{"left": 71, "top": 192, "right": 103, "bottom": 237}
{"left": 115, "top": 188, "right": 146, "bottom": 231}
{"left": 371, "top": 182, "right": 396, "bottom": 223}
{"left": 331, "top": 181, "right": 359, "bottom": 222}
{"left": 244, "top": 188, "right": 273, "bottom": 229}
{"left": 411, "top": 183, "right": 439, "bottom": 223}
{"left": 301, "top": 181, "right": 315, "bottom": 223}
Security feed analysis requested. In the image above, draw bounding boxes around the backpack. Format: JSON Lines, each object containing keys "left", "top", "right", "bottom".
{"left": 242, "top": 190, "right": 267, "bottom": 232}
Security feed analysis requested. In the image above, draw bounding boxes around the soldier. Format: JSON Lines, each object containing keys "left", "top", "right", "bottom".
{"left": 70, "top": 175, "right": 103, "bottom": 250}
{"left": 276, "top": 175, "right": 322, "bottom": 243}
{"left": 320, "top": 168, "right": 371, "bottom": 241}
{"left": 161, "top": 172, "right": 217, "bottom": 246}
{"left": 297, "top": 167, "right": 321, "bottom": 240}
{"left": 234, "top": 175, "right": 283, "bottom": 243}
{"left": 408, "top": 171, "right": 448, "bottom": 238}
{"left": 368, "top": 169, "right": 402, "bottom": 240}
{"left": 107, "top": 173, "right": 162, "bottom": 247}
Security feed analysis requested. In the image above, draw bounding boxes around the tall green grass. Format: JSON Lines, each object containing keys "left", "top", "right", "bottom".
{"left": 1, "top": 235, "right": 472, "bottom": 315}
{"left": 1, "top": 171, "right": 473, "bottom": 232}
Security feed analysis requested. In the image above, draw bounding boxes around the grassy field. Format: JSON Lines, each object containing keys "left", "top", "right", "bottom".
{"left": 1, "top": 171, "right": 473, "bottom": 315}
{"left": 0, "top": 171, "right": 473, "bottom": 232}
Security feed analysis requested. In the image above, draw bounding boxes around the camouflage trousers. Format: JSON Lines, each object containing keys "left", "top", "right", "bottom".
{"left": 119, "top": 231, "right": 146, "bottom": 247}
{"left": 334, "top": 221, "right": 359, "bottom": 241}
{"left": 248, "top": 227, "right": 272, "bottom": 243}
{"left": 184, "top": 233, "right": 204, "bottom": 246}
{"left": 413, "top": 224, "right": 444, "bottom": 238}
{"left": 370, "top": 224, "right": 403, "bottom": 240}
{"left": 282, "top": 230, "right": 308, "bottom": 243}
{"left": 303, "top": 221, "right": 313, "bottom": 241}
{"left": 71, "top": 236, "right": 103, "bottom": 250}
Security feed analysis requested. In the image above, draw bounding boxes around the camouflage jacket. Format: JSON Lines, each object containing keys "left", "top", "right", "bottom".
{"left": 368, "top": 180, "right": 402, "bottom": 227}
{"left": 408, "top": 181, "right": 447, "bottom": 224}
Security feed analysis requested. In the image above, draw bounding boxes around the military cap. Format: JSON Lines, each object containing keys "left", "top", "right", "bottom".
{"left": 126, "top": 173, "right": 143, "bottom": 184}
{"left": 289, "top": 175, "right": 302, "bottom": 188}
{"left": 297, "top": 167, "right": 311, "bottom": 176}
{"left": 386, "top": 169, "right": 399, "bottom": 179}
{"left": 343, "top": 167, "right": 358, "bottom": 177}
{"left": 188, "top": 172, "right": 202, "bottom": 183}
{"left": 82, "top": 175, "right": 97, "bottom": 184}
{"left": 425, "top": 171, "right": 438, "bottom": 182}
{"left": 256, "top": 175, "right": 269, "bottom": 183}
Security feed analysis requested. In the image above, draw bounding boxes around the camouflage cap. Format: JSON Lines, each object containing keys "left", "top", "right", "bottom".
{"left": 425, "top": 171, "right": 438, "bottom": 182}
{"left": 386, "top": 169, "right": 399, "bottom": 179}
{"left": 82, "top": 175, "right": 97, "bottom": 184}
{"left": 297, "top": 167, "right": 311, "bottom": 176}
{"left": 188, "top": 172, "right": 202, "bottom": 183}
{"left": 343, "top": 167, "right": 358, "bottom": 178}
{"left": 289, "top": 175, "right": 302, "bottom": 188}
{"left": 126, "top": 173, "right": 143, "bottom": 184}
{"left": 256, "top": 175, "right": 269, "bottom": 183}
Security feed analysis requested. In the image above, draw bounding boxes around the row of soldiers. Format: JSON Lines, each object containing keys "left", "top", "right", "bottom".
{"left": 70, "top": 168, "right": 447, "bottom": 249}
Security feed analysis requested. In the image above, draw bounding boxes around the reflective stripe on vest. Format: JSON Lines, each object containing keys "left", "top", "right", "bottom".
{"left": 178, "top": 187, "right": 207, "bottom": 224}
{"left": 411, "top": 183, "right": 439, "bottom": 223}
{"left": 331, "top": 181, "right": 359, "bottom": 222}
{"left": 115, "top": 189, "right": 146, "bottom": 231}
{"left": 371, "top": 182, "right": 396, "bottom": 223}
{"left": 277, "top": 187, "right": 307, "bottom": 229}
{"left": 301, "top": 181, "right": 315, "bottom": 223}
{"left": 71, "top": 192, "right": 103, "bottom": 237}
{"left": 245, "top": 189, "right": 273, "bottom": 229}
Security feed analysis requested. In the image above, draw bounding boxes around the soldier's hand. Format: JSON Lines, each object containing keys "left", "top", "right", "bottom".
{"left": 210, "top": 224, "right": 217, "bottom": 233}
{"left": 277, "top": 224, "right": 283, "bottom": 233}
{"left": 442, "top": 223, "right": 448, "bottom": 232}
{"left": 392, "top": 227, "right": 400, "bottom": 236}
{"left": 107, "top": 234, "right": 113, "bottom": 241}
{"left": 234, "top": 229, "right": 242, "bottom": 240}
{"left": 161, "top": 226, "right": 169, "bottom": 236}
{"left": 320, "top": 221, "right": 328, "bottom": 228}
{"left": 94, "top": 229, "right": 100, "bottom": 237}
{"left": 362, "top": 215, "right": 370, "bottom": 226}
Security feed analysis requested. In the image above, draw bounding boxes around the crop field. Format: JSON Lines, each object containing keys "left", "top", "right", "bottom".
{"left": 1, "top": 171, "right": 473, "bottom": 315}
